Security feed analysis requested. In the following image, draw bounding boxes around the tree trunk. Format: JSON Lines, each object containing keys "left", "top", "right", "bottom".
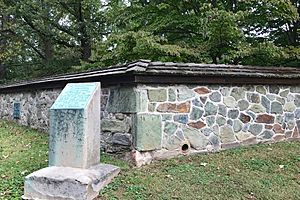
{"left": 81, "top": 38, "right": 92, "bottom": 62}
{"left": 212, "top": 55, "right": 218, "bottom": 64}
{"left": 41, "top": 0, "right": 54, "bottom": 62}
{"left": 43, "top": 36, "right": 54, "bottom": 62}
{"left": 211, "top": 0, "right": 217, "bottom": 7}
{"left": 78, "top": 1, "right": 92, "bottom": 62}
{"left": 232, "top": 0, "right": 237, "bottom": 12}
{"left": 0, "top": 14, "right": 7, "bottom": 78}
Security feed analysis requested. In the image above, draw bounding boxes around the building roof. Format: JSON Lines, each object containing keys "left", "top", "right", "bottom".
{"left": 1, "top": 60, "right": 300, "bottom": 92}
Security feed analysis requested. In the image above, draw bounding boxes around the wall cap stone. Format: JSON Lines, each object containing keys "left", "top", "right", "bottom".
{"left": 1, "top": 60, "right": 300, "bottom": 92}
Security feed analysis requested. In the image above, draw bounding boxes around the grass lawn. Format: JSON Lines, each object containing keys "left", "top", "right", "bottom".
{"left": 0, "top": 120, "right": 299, "bottom": 200}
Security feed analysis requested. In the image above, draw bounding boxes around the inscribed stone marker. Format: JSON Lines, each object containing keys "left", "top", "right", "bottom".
{"left": 23, "top": 82, "right": 120, "bottom": 200}
{"left": 49, "top": 82, "right": 101, "bottom": 169}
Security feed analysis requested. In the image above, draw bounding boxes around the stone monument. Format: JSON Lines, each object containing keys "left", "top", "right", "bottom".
{"left": 23, "top": 82, "right": 120, "bottom": 200}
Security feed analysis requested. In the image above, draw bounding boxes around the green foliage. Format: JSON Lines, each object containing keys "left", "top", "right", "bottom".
{"left": 94, "top": 30, "right": 203, "bottom": 65}
{"left": 1, "top": 0, "right": 300, "bottom": 81}
{"left": 94, "top": 0, "right": 299, "bottom": 66}
{"left": 1, "top": 0, "right": 107, "bottom": 81}
{"left": 206, "top": 9, "right": 245, "bottom": 63}
{"left": 237, "top": 42, "right": 300, "bottom": 67}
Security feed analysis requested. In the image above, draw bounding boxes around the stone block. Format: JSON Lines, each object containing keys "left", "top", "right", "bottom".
{"left": 112, "top": 133, "right": 132, "bottom": 146}
{"left": 165, "top": 135, "right": 182, "bottom": 150}
{"left": 256, "top": 86, "right": 267, "bottom": 94}
{"left": 241, "top": 137, "right": 258, "bottom": 145}
{"left": 177, "top": 86, "right": 195, "bottom": 101}
{"left": 295, "top": 109, "right": 300, "bottom": 119}
{"left": 199, "top": 127, "right": 211, "bottom": 137}
{"left": 239, "top": 113, "right": 251, "bottom": 123}
{"left": 221, "top": 141, "right": 240, "bottom": 149}
{"left": 261, "top": 96, "right": 270, "bottom": 113}
{"left": 258, "top": 130, "right": 274, "bottom": 140}
{"left": 235, "top": 131, "right": 253, "bottom": 141}
{"left": 190, "top": 107, "right": 204, "bottom": 120}
{"left": 148, "top": 103, "right": 156, "bottom": 112}
{"left": 249, "top": 124, "right": 263, "bottom": 135}
{"left": 220, "top": 87, "right": 230, "bottom": 96}
{"left": 237, "top": 100, "right": 249, "bottom": 111}
{"left": 276, "top": 97, "right": 285, "bottom": 105}
{"left": 209, "top": 134, "right": 220, "bottom": 148}
{"left": 247, "top": 93, "right": 260, "bottom": 103}
{"left": 101, "top": 119, "right": 129, "bottom": 133}
{"left": 148, "top": 89, "right": 167, "bottom": 102}
{"left": 250, "top": 104, "right": 266, "bottom": 113}
{"left": 174, "top": 115, "right": 189, "bottom": 124}
{"left": 233, "top": 120, "right": 243, "bottom": 132}
{"left": 231, "top": 87, "right": 245, "bottom": 100}
{"left": 216, "top": 116, "right": 226, "bottom": 126}
{"left": 49, "top": 83, "right": 100, "bottom": 169}
{"left": 218, "top": 105, "right": 227, "bottom": 116}
{"left": 204, "top": 102, "right": 218, "bottom": 116}
{"left": 164, "top": 121, "right": 178, "bottom": 136}
{"left": 168, "top": 88, "right": 176, "bottom": 101}
{"left": 279, "top": 89, "right": 289, "bottom": 97}
{"left": 157, "top": 101, "right": 190, "bottom": 113}
{"left": 192, "top": 98, "right": 203, "bottom": 107}
{"left": 23, "top": 164, "right": 120, "bottom": 200}
{"left": 294, "top": 95, "right": 300, "bottom": 107}
{"left": 194, "top": 87, "right": 211, "bottom": 95}
{"left": 290, "top": 87, "right": 300, "bottom": 93}
{"left": 209, "top": 91, "right": 221, "bottom": 102}
{"left": 228, "top": 109, "right": 239, "bottom": 119}
{"left": 206, "top": 116, "right": 216, "bottom": 127}
{"left": 269, "top": 86, "right": 280, "bottom": 94}
{"left": 107, "top": 87, "right": 147, "bottom": 113}
{"left": 271, "top": 101, "right": 283, "bottom": 114}
{"left": 273, "top": 134, "right": 286, "bottom": 142}
{"left": 187, "top": 120, "right": 206, "bottom": 129}
{"left": 133, "top": 114, "right": 162, "bottom": 151}
{"left": 183, "top": 126, "right": 210, "bottom": 150}
{"left": 220, "top": 125, "right": 237, "bottom": 143}
{"left": 256, "top": 114, "right": 275, "bottom": 124}
{"left": 223, "top": 96, "right": 237, "bottom": 108}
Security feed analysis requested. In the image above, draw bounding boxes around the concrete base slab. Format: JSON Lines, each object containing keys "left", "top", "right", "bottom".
{"left": 22, "top": 164, "right": 120, "bottom": 200}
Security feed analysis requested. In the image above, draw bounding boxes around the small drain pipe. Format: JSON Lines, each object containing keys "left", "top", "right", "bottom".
{"left": 180, "top": 141, "right": 190, "bottom": 154}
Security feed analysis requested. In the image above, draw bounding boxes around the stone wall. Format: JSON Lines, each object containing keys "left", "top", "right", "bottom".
{"left": 1, "top": 83, "right": 300, "bottom": 166}
{"left": 0, "top": 87, "right": 134, "bottom": 154}
{"left": 0, "top": 89, "right": 61, "bottom": 130}
{"left": 128, "top": 84, "right": 300, "bottom": 166}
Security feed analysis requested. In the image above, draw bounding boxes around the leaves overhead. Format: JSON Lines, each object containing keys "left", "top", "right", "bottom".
{"left": 0, "top": 0, "right": 299, "bottom": 81}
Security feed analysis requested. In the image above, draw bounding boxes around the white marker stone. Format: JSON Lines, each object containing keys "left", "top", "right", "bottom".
{"left": 49, "top": 82, "right": 101, "bottom": 168}
{"left": 23, "top": 82, "right": 120, "bottom": 200}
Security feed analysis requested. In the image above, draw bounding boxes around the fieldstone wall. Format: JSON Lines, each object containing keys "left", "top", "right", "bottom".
{"left": 0, "top": 87, "right": 134, "bottom": 154}
{"left": 0, "top": 89, "right": 61, "bottom": 130}
{"left": 130, "top": 84, "right": 300, "bottom": 166}
{"left": 1, "top": 83, "right": 300, "bottom": 165}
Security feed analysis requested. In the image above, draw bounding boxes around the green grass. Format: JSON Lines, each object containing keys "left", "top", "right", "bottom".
{"left": 0, "top": 121, "right": 48, "bottom": 199}
{"left": 0, "top": 120, "right": 299, "bottom": 200}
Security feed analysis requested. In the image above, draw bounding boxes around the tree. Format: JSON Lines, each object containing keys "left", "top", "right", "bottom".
{"left": 95, "top": 0, "right": 245, "bottom": 64}
{"left": 1, "top": 0, "right": 300, "bottom": 81}
{"left": 241, "top": 0, "right": 299, "bottom": 46}
{"left": 0, "top": 0, "right": 108, "bottom": 80}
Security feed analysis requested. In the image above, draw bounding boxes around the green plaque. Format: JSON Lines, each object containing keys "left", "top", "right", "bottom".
{"left": 51, "top": 82, "right": 99, "bottom": 110}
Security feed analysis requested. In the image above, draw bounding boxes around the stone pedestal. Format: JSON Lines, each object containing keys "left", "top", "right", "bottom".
{"left": 23, "top": 83, "right": 120, "bottom": 200}
{"left": 23, "top": 164, "right": 120, "bottom": 200}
